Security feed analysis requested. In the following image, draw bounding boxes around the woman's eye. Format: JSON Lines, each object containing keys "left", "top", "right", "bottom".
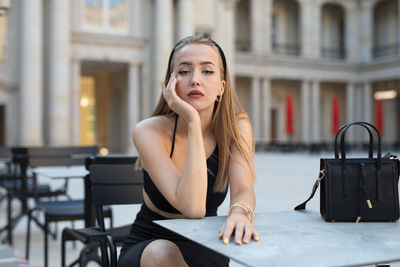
{"left": 203, "top": 70, "right": 214, "bottom": 74}
{"left": 178, "top": 70, "right": 190, "bottom": 75}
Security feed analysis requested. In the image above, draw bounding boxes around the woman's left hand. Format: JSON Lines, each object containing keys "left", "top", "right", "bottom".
{"left": 218, "top": 212, "right": 259, "bottom": 245}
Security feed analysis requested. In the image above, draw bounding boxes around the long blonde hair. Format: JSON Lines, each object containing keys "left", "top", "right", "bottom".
{"left": 139, "top": 35, "right": 255, "bottom": 192}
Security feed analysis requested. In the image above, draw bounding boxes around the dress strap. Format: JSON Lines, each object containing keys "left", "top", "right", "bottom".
{"left": 170, "top": 115, "right": 178, "bottom": 158}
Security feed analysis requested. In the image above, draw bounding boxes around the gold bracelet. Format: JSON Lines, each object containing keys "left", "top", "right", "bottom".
{"left": 228, "top": 202, "right": 254, "bottom": 222}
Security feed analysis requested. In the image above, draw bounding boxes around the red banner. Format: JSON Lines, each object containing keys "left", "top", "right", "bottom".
{"left": 376, "top": 100, "right": 383, "bottom": 134}
{"left": 286, "top": 95, "right": 294, "bottom": 135}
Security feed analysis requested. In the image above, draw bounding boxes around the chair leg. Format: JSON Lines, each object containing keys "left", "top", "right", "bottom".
{"left": 106, "top": 235, "right": 117, "bottom": 267}
{"left": 100, "top": 240, "right": 109, "bottom": 267}
{"left": 44, "top": 219, "right": 48, "bottom": 267}
{"left": 54, "top": 221, "right": 58, "bottom": 240}
{"left": 61, "top": 230, "right": 67, "bottom": 267}
{"left": 25, "top": 209, "right": 32, "bottom": 259}
{"left": 7, "top": 193, "right": 12, "bottom": 245}
{"left": 71, "top": 220, "right": 76, "bottom": 249}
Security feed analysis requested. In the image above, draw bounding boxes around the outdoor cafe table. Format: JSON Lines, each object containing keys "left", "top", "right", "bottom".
{"left": 32, "top": 165, "right": 88, "bottom": 180}
{"left": 155, "top": 210, "right": 400, "bottom": 267}
{"left": 32, "top": 165, "right": 91, "bottom": 226}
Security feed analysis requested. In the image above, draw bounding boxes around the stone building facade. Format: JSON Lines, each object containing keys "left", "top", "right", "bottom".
{"left": 0, "top": 0, "right": 399, "bottom": 153}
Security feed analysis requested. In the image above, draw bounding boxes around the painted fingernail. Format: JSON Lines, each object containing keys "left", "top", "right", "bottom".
{"left": 254, "top": 236, "right": 260, "bottom": 241}
{"left": 223, "top": 238, "right": 229, "bottom": 244}
{"left": 218, "top": 232, "right": 223, "bottom": 239}
{"left": 243, "top": 240, "right": 249, "bottom": 244}
{"left": 235, "top": 241, "right": 242, "bottom": 245}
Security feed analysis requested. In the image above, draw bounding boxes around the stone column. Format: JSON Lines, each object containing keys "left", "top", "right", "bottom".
{"left": 301, "top": 80, "right": 310, "bottom": 144}
{"left": 360, "top": 1, "right": 373, "bottom": 62}
{"left": 363, "top": 82, "right": 372, "bottom": 123}
{"left": 251, "top": 77, "right": 260, "bottom": 140}
{"left": 154, "top": 0, "right": 173, "bottom": 107}
{"left": 398, "top": 0, "right": 400, "bottom": 51}
{"left": 48, "top": 0, "right": 71, "bottom": 145}
{"left": 127, "top": 63, "right": 140, "bottom": 154}
{"left": 177, "top": 0, "right": 194, "bottom": 40}
{"left": 300, "top": 1, "right": 320, "bottom": 58}
{"left": 311, "top": 81, "right": 320, "bottom": 143}
{"left": 261, "top": 77, "right": 271, "bottom": 143}
{"left": 345, "top": 1, "right": 358, "bottom": 62}
{"left": 251, "top": 0, "right": 263, "bottom": 54}
{"left": 264, "top": 0, "right": 272, "bottom": 54}
{"left": 346, "top": 83, "right": 355, "bottom": 123}
{"left": 250, "top": 0, "right": 272, "bottom": 54}
{"left": 71, "top": 59, "right": 81, "bottom": 145}
{"left": 346, "top": 82, "right": 355, "bottom": 142}
{"left": 221, "top": 0, "right": 238, "bottom": 80}
{"left": 19, "top": 0, "right": 43, "bottom": 146}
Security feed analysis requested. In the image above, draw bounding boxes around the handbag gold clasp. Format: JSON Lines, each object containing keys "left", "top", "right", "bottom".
{"left": 318, "top": 170, "right": 326, "bottom": 182}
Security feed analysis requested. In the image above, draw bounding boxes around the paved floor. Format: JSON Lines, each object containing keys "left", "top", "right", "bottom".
{"left": 1, "top": 150, "right": 399, "bottom": 266}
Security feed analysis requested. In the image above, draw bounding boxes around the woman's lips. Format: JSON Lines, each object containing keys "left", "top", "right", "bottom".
{"left": 187, "top": 90, "right": 204, "bottom": 98}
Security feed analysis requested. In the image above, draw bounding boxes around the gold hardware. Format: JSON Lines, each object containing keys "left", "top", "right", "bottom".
{"left": 367, "top": 200, "right": 373, "bottom": 209}
{"left": 318, "top": 170, "right": 326, "bottom": 182}
{"left": 356, "top": 216, "right": 361, "bottom": 223}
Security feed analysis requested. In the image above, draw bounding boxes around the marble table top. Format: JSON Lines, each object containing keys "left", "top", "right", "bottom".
{"left": 155, "top": 210, "right": 400, "bottom": 267}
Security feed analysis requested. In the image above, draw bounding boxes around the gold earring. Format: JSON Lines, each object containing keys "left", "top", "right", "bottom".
{"left": 216, "top": 95, "right": 222, "bottom": 102}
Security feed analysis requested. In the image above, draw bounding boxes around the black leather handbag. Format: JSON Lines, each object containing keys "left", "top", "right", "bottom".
{"left": 295, "top": 122, "right": 400, "bottom": 222}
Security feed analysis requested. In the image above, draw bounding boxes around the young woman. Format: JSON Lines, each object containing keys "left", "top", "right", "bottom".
{"left": 118, "top": 35, "right": 259, "bottom": 267}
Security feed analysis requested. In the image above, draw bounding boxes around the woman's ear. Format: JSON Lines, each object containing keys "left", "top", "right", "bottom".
{"left": 219, "top": 80, "right": 226, "bottom": 97}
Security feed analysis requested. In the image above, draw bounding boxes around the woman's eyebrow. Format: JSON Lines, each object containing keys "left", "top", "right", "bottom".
{"left": 200, "top": 61, "right": 215, "bottom": 66}
{"left": 177, "top": 61, "right": 215, "bottom": 67}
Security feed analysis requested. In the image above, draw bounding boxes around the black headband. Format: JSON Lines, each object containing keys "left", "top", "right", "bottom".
{"left": 166, "top": 37, "right": 227, "bottom": 80}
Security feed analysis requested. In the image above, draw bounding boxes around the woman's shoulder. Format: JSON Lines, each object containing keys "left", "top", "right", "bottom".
{"left": 133, "top": 115, "right": 176, "bottom": 141}
{"left": 236, "top": 112, "right": 252, "bottom": 131}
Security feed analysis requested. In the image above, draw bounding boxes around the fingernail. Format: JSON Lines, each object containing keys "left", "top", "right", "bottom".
{"left": 160, "top": 81, "right": 164, "bottom": 85}
{"left": 243, "top": 240, "right": 249, "bottom": 244}
{"left": 254, "top": 236, "right": 260, "bottom": 241}
{"left": 218, "top": 232, "right": 223, "bottom": 239}
{"left": 223, "top": 238, "right": 229, "bottom": 244}
{"left": 235, "top": 241, "right": 242, "bottom": 245}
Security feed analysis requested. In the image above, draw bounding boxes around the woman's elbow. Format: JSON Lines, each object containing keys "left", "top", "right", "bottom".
{"left": 181, "top": 205, "right": 206, "bottom": 219}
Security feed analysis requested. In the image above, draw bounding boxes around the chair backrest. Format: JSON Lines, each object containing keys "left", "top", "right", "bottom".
{"left": 28, "top": 146, "right": 98, "bottom": 167}
{"left": 0, "top": 146, "right": 11, "bottom": 159}
{"left": 10, "top": 146, "right": 98, "bottom": 194}
{"left": 11, "top": 146, "right": 98, "bottom": 167}
{"left": 87, "top": 156, "right": 143, "bottom": 230}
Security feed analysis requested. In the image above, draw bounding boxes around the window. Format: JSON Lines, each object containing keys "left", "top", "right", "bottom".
{"left": 0, "top": 15, "right": 7, "bottom": 60}
{"left": 83, "top": 0, "right": 128, "bottom": 33}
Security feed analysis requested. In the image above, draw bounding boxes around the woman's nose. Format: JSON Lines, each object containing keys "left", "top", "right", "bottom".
{"left": 191, "top": 70, "right": 200, "bottom": 86}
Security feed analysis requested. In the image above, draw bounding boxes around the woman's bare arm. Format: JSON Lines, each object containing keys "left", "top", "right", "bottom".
{"left": 133, "top": 74, "right": 208, "bottom": 218}
{"left": 219, "top": 117, "right": 259, "bottom": 244}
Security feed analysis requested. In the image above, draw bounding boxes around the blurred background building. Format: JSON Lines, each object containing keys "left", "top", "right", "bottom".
{"left": 0, "top": 0, "right": 399, "bottom": 153}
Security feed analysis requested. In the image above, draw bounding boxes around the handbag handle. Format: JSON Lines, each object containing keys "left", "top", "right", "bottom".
{"left": 339, "top": 122, "right": 382, "bottom": 167}
{"left": 334, "top": 122, "right": 374, "bottom": 159}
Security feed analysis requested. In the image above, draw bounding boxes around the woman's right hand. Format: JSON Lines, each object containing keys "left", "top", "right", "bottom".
{"left": 162, "top": 72, "right": 199, "bottom": 123}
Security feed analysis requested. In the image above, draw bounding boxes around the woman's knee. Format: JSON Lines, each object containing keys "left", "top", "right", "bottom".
{"left": 141, "top": 239, "right": 187, "bottom": 267}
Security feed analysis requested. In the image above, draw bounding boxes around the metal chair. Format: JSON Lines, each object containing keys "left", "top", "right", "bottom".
{"left": 15, "top": 146, "right": 112, "bottom": 267}
{"left": 61, "top": 155, "right": 143, "bottom": 267}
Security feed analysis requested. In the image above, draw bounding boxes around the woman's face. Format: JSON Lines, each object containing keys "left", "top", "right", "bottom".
{"left": 172, "top": 44, "right": 226, "bottom": 111}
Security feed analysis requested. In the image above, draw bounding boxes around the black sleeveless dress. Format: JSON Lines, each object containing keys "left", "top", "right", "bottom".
{"left": 118, "top": 116, "right": 229, "bottom": 267}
